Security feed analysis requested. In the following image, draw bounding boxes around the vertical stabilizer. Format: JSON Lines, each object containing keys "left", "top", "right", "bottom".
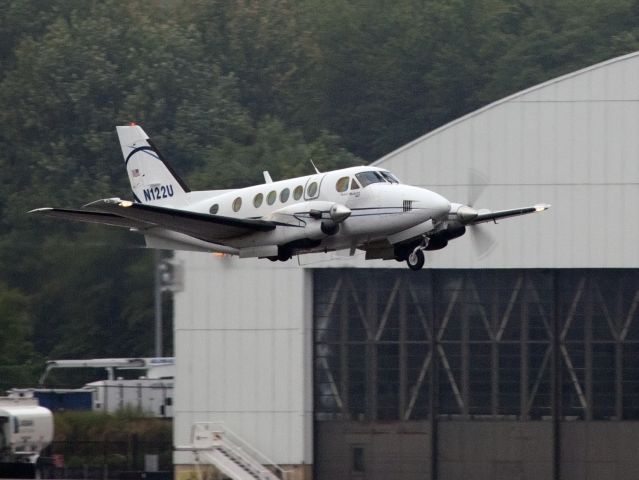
{"left": 116, "top": 125, "right": 190, "bottom": 204}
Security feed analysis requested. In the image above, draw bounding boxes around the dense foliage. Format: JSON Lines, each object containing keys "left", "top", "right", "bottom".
{"left": 53, "top": 410, "right": 172, "bottom": 469}
{"left": 2, "top": 0, "right": 639, "bottom": 390}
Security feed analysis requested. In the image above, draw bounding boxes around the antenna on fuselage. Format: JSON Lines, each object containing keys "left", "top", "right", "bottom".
{"left": 263, "top": 171, "right": 273, "bottom": 183}
{"left": 310, "top": 159, "right": 321, "bottom": 174}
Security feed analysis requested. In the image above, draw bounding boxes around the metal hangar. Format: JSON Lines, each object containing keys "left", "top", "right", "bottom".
{"left": 173, "top": 51, "right": 639, "bottom": 480}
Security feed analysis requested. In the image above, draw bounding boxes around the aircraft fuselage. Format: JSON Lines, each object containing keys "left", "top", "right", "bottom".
{"left": 155, "top": 166, "right": 450, "bottom": 257}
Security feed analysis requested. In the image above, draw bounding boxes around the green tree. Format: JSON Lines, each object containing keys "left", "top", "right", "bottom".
{"left": 188, "top": 116, "right": 360, "bottom": 189}
{"left": 4, "top": 0, "right": 639, "bottom": 388}
{"left": 0, "top": 284, "right": 39, "bottom": 390}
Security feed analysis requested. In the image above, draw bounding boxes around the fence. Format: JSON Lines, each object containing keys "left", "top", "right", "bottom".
{"left": 41, "top": 439, "right": 172, "bottom": 479}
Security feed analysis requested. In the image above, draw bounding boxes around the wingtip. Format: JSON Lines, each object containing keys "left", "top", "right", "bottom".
{"left": 28, "top": 207, "right": 53, "bottom": 214}
{"left": 534, "top": 203, "right": 551, "bottom": 212}
{"left": 83, "top": 197, "right": 123, "bottom": 208}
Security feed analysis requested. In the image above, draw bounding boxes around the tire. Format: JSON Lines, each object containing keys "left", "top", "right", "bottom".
{"left": 406, "top": 249, "right": 425, "bottom": 270}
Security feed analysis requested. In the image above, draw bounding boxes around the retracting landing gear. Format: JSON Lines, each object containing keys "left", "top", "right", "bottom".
{"left": 407, "top": 248, "right": 425, "bottom": 270}
{"left": 394, "top": 237, "right": 428, "bottom": 270}
{"left": 405, "top": 236, "right": 428, "bottom": 271}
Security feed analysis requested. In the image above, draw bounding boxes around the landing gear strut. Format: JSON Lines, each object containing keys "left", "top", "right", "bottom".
{"left": 406, "top": 248, "right": 425, "bottom": 270}
{"left": 394, "top": 237, "right": 428, "bottom": 270}
{"left": 406, "top": 237, "right": 428, "bottom": 271}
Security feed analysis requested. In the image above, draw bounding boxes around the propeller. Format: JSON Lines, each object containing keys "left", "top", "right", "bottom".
{"left": 470, "top": 222, "right": 496, "bottom": 258}
{"left": 308, "top": 203, "right": 352, "bottom": 224}
{"left": 309, "top": 203, "right": 352, "bottom": 236}
{"left": 465, "top": 169, "right": 496, "bottom": 258}
{"left": 329, "top": 204, "right": 351, "bottom": 223}
{"left": 468, "top": 168, "right": 488, "bottom": 207}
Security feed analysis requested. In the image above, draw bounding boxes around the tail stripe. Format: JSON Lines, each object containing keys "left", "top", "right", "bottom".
{"left": 125, "top": 146, "right": 160, "bottom": 164}
{"left": 147, "top": 140, "right": 191, "bottom": 193}
{"left": 125, "top": 143, "right": 191, "bottom": 193}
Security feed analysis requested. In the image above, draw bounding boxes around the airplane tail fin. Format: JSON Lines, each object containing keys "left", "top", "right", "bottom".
{"left": 116, "top": 125, "right": 190, "bottom": 204}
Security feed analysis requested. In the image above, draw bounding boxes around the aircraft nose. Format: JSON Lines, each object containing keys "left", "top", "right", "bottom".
{"left": 414, "top": 189, "right": 450, "bottom": 220}
{"left": 431, "top": 192, "right": 451, "bottom": 219}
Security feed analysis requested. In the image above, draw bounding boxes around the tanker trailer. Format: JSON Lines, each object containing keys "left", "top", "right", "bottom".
{"left": 0, "top": 398, "right": 53, "bottom": 478}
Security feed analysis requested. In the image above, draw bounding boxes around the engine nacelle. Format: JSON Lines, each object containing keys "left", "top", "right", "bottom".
{"left": 425, "top": 237, "right": 448, "bottom": 251}
{"left": 302, "top": 202, "right": 350, "bottom": 239}
{"left": 304, "top": 220, "right": 339, "bottom": 239}
{"left": 425, "top": 223, "right": 466, "bottom": 250}
{"left": 321, "top": 220, "right": 339, "bottom": 236}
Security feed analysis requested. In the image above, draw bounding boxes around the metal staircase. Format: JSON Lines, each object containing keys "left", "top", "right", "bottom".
{"left": 177, "top": 422, "right": 289, "bottom": 480}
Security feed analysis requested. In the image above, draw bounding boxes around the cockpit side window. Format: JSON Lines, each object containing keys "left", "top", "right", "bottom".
{"left": 336, "top": 176, "right": 349, "bottom": 192}
{"left": 355, "top": 171, "right": 387, "bottom": 187}
{"left": 351, "top": 178, "right": 360, "bottom": 189}
{"left": 380, "top": 171, "right": 400, "bottom": 184}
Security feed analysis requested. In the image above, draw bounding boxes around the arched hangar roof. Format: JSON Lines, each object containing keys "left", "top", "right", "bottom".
{"left": 373, "top": 51, "right": 639, "bottom": 268}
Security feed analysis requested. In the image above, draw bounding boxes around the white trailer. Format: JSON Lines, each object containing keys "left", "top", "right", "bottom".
{"left": 87, "top": 378, "right": 173, "bottom": 417}
{"left": 0, "top": 398, "right": 53, "bottom": 478}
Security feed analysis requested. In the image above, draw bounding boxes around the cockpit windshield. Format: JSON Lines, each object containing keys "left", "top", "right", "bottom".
{"left": 355, "top": 170, "right": 400, "bottom": 187}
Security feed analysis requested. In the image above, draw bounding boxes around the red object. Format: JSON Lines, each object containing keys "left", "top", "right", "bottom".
{"left": 52, "top": 454, "right": 64, "bottom": 468}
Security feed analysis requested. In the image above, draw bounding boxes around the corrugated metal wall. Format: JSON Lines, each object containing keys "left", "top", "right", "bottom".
{"left": 313, "top": 268, "right": 639, "bottom": 479}
{"left": 173, "top": 256, "right": 314, "bottom": 467}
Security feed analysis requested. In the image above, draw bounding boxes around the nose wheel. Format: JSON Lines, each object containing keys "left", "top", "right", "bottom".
{"left": 407, "top": 248, "right": 425, "bottom": 270}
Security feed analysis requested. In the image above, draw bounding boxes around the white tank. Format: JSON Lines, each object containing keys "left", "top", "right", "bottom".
{"left": 0, "top": 401, "right": 53, "bottom": 461}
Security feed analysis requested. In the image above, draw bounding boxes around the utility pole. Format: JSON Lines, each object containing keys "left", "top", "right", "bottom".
{"left": 154, "top": 251, "right": 184, "bottom": 358}
{"left": 154, "top": 250, "right": 163, "bottom": 358}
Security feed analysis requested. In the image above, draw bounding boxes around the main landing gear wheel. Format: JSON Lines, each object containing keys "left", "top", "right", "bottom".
{"left": 407, "top": 249, "right": 425, "bottom": 270}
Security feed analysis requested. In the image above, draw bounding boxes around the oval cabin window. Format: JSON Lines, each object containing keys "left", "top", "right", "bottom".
{"left": 253, "top": 193, "right": 264, "bottom": 208}
{"left": 267, "top": 190, "right": 277, "bottom": 205}
{"left": 232, "top": 197, "right": 242, "bottom": 212}
{"left": 293, "top": 185, "right": 303, "bottom": 200}
{"left": 336, "top": 176, "right": 349, "bottom": 192}
{"left": 280, "top": 188, "right": 290, "bottom": 203}
{"left": 209, "top": 204, "right": 219, "bottom": 214}
{"left": 307, "top": 182, "right": 318, "bottom": 198}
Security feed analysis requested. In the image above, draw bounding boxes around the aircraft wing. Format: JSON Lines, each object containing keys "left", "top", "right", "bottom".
{"left": 29, "top": 207, "right": 152, "bottom": 229}
{"left": 31, "top": 199, "right": 278, "bottom": 243}
{"left": 85, "top": 199, "right": 276, "bottom": 241}
{"left": 469, "top": 204, "right": 551, "bottom": 225}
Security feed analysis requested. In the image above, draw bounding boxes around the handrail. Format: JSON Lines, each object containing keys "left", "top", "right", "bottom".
{"left": 195, "top": 422, "right": 289, "bottom": 477}
{"left": 188, "top": 422, "right": 292, "bottom": 479}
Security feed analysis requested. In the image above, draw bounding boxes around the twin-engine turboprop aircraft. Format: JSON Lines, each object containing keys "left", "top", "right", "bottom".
{"left": 30, "top": 125, "right": 550, "bottom": 270}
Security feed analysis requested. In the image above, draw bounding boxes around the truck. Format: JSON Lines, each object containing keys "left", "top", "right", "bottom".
{"left": 0, "top": 397, "right": 53, "bottom": 478}
{"left": 37, "top": 357, "right": 174, "bottom": 417}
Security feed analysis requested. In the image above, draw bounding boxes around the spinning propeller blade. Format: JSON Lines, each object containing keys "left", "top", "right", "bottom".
{"left": 470, "top": 223, "right": 496, "bottom": 257}
{"left": 468, "top": 168, "right": 489, "bottom": 207}
{"left": 467, "top": 169, "right": 496, "bottom": 257}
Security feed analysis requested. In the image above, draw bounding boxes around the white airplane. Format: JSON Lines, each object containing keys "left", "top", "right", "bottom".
{"left": 30, "top": 125, "right": 550, "bottom": 270}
